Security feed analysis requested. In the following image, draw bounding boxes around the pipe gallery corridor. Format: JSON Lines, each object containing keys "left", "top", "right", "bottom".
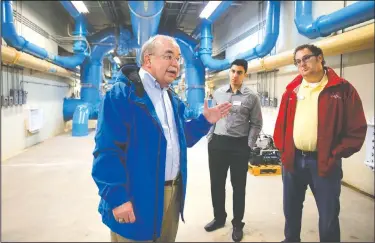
{"left": 1, "top": 131, "right": 374, "bottom": 242}
{"left": 1, "top": 1, "right": 374, "bottom": 242}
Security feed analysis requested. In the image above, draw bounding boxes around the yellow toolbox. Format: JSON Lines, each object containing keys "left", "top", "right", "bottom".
{"left": 248, "top": 164, "right": 281, "bottom": 176}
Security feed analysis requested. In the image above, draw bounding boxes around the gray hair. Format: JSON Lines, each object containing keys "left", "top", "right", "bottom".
{"left": 140, "top": 35, "right": 180, "bottom": 65}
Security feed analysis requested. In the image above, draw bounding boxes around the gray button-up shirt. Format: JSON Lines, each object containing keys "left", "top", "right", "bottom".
{"left": 207, "top": 84, "right": 263, "bottom": 148}
{"left": 139, "top": 68, "right": 180, "bottom": 181}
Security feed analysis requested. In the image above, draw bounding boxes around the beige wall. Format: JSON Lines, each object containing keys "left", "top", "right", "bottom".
{"left": 1, "top": 1, "right": 73, "bottom": 161}
{"left": 211, "top": 1, "right": 374, "bottom": 195}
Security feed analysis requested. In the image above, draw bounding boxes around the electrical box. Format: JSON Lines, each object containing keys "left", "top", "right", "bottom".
{"left": 26, "top": 107, "right": 44, "bottom": 133}
{"left": 23, "top": 90, "right": 28, "bottom": 104}
{"left": 260, "top": 96, "right": 266, "bottom": 107}
{"left": 270, "top": 98, "right": 274, "bottom": 107}
{"left": 1, "top": 95, "right": 9, "bottom": 108}
{"left": 264, "top": 97, "right": 270, "bottom": 106}
{"left": 8, "top": 96, "right": 14, "bottom": 106}
{"left": 364, "top": 123, "right": 374, "bottom": 171}
{"left": 272, "top": 98, "right": 278, "bottom": 108}
{"left": 10, "top": 89, "right": 18, "bottom": 105}
{"left": 18, "top": 89, "right": 23, "bottom": 105}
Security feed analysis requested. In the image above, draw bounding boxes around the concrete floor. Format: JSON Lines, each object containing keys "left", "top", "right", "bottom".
{"left": 1, "top": 131, "right": 374, "bottom": 242}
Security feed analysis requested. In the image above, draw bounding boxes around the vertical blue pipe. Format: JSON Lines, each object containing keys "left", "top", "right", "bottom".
{"left": 63, "top": 27, "right": 132, "bottom": 121}
{"left": 128, "top": 1, "right": 164, "bottom": 66}
{"left": 162, "top": 29, "right": 205, "bottom": 118}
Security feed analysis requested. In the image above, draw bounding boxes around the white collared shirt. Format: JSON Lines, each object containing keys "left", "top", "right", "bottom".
{"left": 139, "top": 68, "right": 180, "bottom": 181}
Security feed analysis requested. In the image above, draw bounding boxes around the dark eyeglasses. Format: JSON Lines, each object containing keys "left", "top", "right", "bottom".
{"left": 294, "top": 54, "right": 318, "bottom": 66}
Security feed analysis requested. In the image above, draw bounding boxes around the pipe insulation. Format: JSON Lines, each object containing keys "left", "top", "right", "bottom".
{"left": 208, "top": 22, "right": 374, "bottom": 82}
{"left": 1, "top": 46, "right": 74, "bottom": 78}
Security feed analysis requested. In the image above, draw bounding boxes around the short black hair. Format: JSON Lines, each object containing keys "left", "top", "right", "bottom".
{"left": 293, "top": 44, "right": 326, "bottom": 66}
{"left": 230, "top": 59, "right": 248, "bottom": 73}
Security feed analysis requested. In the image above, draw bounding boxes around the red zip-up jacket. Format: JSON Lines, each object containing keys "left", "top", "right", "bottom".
{"left": 273, "top": 67, "right": 367, "bottom": 177}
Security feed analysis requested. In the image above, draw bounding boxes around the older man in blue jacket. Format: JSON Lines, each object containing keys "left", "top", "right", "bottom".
{"left": 92, "top": 35, "right": 232, "bottom": 242}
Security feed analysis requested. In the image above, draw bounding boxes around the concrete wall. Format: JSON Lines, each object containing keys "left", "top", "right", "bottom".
{"left": 211, "top": 1, "right": 374, "bottom": 195}
{"left": 1, "top": 1, "right": 73, "bottom": 161}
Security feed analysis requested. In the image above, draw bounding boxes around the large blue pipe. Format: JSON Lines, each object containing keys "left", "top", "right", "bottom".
{"left": 59, "top": 1, "right": 80, "bottom": 19}
{"left": 190, "top": 1, "right": 233, "bottom": 39}
{"left": 128, "top": 1, "right": 164, "bottom": 66}
{"left": 164, "top": 29, "right": 206, "bottom": 118}
{"left": 199, "top": 1, "right": 280, "bottom": 71}
{"left": 1, "top": 0, "right": 87, "bottom": 69}
{"left": 295, "top": 1, "right": 375, "bottom": 39}
{"left": 63, "top": 26, "right": 133, "bottom": 121}
{"left": 103, "top": 54, "right": 120, "bottom": 84}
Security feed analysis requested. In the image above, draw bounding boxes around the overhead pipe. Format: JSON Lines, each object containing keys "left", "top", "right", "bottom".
{"left": 128, "top": 1, "right": 164, "bottom": 66}
{"left": 1, "top": 45, "right": 74, "bottom": 78}
{"left": 59, "top": 1, "right": 80, "bottom": 19}
{"left": 161, "top": 29, "right": 206, "bottom": 118}
{"left": 59, "top": 1, "right": 94, "bottom": 33}
{"left": 63, "top": 26, "right": 133, "bottom": 136}
{"left": 1, "top": 0, "right": 88, "bottom": 69}
{"left": 199, "top": 1, "right": 280, "bottom": 71}
{"left": 103, "top": 53, "right": 120, "bottom": 84}
{"left": 295, "top": 1, "right": 375, "bottom": 39}
{"left": 208, "top": 23, "right": 374, "bottom": 82}
{"left": 190, "top": 1, "right": 234, "bottom": 40}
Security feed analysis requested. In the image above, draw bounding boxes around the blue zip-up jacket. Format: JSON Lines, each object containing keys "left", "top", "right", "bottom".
{"left": 91, "top": 69, "right": 212, "bottom": 241}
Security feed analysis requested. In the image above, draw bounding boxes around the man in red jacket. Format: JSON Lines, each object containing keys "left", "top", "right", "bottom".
{"left": 273, "top": 44, "right": 367, "bottom": 242}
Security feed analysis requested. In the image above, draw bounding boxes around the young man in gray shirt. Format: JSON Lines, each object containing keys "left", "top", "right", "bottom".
{"left": 205, "top": 59, "right": 263, "bottom": 242}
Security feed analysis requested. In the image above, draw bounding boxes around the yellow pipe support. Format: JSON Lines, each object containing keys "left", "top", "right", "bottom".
{"left": 1, "top": 45, "right": 74, "bottom": 78}
{"left": 247, "top": 23, "right": 375, "bottom": 73}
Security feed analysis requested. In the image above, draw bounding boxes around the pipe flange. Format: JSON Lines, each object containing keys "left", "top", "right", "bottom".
{"left": 198, "top": 48, "right": 212, "bottom": 55}
{"left": 186, "top": 84, "right": 205, "bottom": 90}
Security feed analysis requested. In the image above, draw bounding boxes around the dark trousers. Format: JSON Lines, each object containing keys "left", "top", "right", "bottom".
{"left": 208, "top": 134, "right": 250, "bottom": 228}
{"left": 282, "top": 151, "right": 342, "bottom": 242}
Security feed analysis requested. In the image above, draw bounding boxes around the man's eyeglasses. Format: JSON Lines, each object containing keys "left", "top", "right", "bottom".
{"left": 149, "top": 53, "right": 183, "bottom": 65}
{"left": 294, "top": 54, "right": 318, "bottom": 66}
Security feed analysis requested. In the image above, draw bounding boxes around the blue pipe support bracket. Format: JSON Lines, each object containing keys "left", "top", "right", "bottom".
{"left": 199, "top": 1, "right": 280, "bottom": 71}
{"left": 295, "top": 1, "right": 375, "bottom": 39}
{"left": 128, "top": 1, "right": 164, "bottom": 66}
{"left": 2, "top": 0, "right": 88, "bottom": 69}
{"left": 161, "top": 29, "right": 205, "bottom": 119}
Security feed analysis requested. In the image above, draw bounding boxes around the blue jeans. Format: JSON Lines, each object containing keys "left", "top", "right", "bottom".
{"left": 282, "top": 151, "right": 342, "bottom": 242}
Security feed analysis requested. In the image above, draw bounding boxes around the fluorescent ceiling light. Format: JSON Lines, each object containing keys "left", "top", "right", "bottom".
{"left": 71, "top": 1, "right": 89, "bottom": 14}
{"left": 199, "top": 1, "right": 222, "bottom": 19}
{"left": 113, "top": 56, "right": 121, "bottom": 64}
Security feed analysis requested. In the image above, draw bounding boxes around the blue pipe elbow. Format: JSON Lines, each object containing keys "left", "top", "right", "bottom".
{"left": 161, "top": 29, "right": 205, "bottom": 119}
{"left": 199, "top": 1, "right": 280, "bottom": 71}
{"left": 2, "top": 0, "right": 88, "bottom": 69}
{"left": 295, "top": 1, "right": 375, "bottom": 39}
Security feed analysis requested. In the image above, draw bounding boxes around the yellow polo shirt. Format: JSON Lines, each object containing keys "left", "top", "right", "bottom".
{"left": 293, "top": 73, "right": 328, "bottom": 151}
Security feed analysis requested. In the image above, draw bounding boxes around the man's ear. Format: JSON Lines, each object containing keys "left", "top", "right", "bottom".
{"left": 144, "top": 54, "right": 152, "bottom": 67}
